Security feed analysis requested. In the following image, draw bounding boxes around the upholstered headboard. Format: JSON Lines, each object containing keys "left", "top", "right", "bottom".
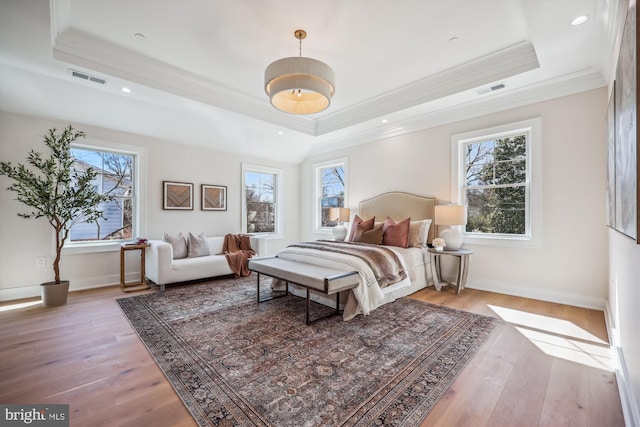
{"left": 359, "top": 192, "right": 437, "bottom": 243}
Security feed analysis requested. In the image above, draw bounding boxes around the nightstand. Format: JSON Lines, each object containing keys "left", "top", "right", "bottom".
{"left": 427, "top": 248, "right": 473, "bottom": 294}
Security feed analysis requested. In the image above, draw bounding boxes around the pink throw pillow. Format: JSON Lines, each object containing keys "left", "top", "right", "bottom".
{"left": 382, "top": 216, "right": 411, "bottom": 248}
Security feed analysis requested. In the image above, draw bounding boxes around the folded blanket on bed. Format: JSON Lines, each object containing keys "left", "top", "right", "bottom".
{"left": 221, "top": 234, "right": 256, "bottom": 277}
{"left": 288, "top": 240, "right": 406, "bottom": 288}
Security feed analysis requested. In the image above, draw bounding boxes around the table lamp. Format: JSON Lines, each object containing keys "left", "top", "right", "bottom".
{"left": 329, "top": 207, "right": 350, "bottom": 241}
{"left": 434, "top": 205, "right": 467, "bottom": 250}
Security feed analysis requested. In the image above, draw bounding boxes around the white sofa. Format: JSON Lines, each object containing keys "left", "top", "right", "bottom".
{"left": 145, "top": 235, "right": 259, "bottom": 291}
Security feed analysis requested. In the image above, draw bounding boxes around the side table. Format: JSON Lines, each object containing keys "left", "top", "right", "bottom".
{"left": 120, "top": 243, "right": 150, "bottom": 292}
{"left": 427, "top": 248, "right": 473, "bottom": 294}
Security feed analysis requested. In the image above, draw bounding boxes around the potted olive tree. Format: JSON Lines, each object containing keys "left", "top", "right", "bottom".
{"left": 0, "top": 126, "right": 112, "bottom": 307}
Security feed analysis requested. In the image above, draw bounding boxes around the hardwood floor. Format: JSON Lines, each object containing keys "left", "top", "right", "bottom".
{"left": 0, "top": 284, "right": 624, "bottom": 427}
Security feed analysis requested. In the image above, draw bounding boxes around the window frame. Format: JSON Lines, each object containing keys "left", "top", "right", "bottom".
{"left": 313, "top": 158, "right": 348, "bottom": 235}
{"left": 242, "top": 163, "right": 283, "bottom": 237}
{"left": 62, "top": 140, "right": 145, "bottom": 254}
{"left": 451, "top": 118, "right": 542, "bottom": 247}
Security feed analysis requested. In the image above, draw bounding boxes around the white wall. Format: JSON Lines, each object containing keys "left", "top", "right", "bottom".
{"left": 0, "top": 111, "right": 299, "bottom": 300}
{"left": 301, "top": 88, "right": 609, "bottom": 310}
{"left": 609, "top": 231, "right": 640, "bottom": 426}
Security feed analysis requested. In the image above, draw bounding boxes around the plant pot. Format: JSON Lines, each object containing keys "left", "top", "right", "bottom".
{"left": 41, "top": 280, "right": 70, "bottom": 307}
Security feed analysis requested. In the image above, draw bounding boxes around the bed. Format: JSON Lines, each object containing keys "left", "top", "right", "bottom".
{"left": 274, "top": 192, "right": 437, "bottom": 320}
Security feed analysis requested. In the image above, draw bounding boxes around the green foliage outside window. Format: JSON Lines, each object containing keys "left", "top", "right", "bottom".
{"left": 465, "top": 134, "right": 527, "bottom": 235}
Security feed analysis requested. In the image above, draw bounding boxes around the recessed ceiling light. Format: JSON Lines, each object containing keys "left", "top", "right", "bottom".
{"left": 121, "top": 87, "right": 131, "bottom": 94}
{"left": 134, "top": 33, "right": 146, "bottom": 39}
{"left": 278, "top": 131, "right": 284, "bottom": 135}
{"left": 381, "top": 119, "right": 389, "bottom": 124}
{"left": 571, "top": 15, "right": 589, "bottom": 26}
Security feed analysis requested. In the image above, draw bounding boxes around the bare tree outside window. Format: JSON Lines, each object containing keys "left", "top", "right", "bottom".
{"left": 320, "top": 166, "right": 345, "bottom": 227}
{"left": 70, "top": 148, "right": 135, "bottom": 241}
{"left": 245, "top": 171, "right": 276, "bottom": 233}
{"left": 464, "top": 134, "right": 527, "bottom": 235}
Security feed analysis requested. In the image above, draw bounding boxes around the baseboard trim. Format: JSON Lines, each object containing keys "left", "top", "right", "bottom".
{"left": 467, "top": 278, "right": 607, "bottom": 311}
{"left": 604, "top": 303, "right": 639, "bottom": 427}
{"left": 0, "top": 272, "right": 142, "bottom": 302}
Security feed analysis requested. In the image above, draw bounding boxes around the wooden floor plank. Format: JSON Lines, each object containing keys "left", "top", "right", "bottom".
{"left": 484, "top": 332, "right": 552, "bottom": 427}
{"left": 0, "top": 284, "right": 624, "bottom": 427}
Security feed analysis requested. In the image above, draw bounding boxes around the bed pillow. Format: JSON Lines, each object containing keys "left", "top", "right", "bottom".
{"left": 353, "top": 224, "right": 384, "bottom": 245}
{"left": 348, "top": 215, "right": 375, "bottom": 241}
{"left": 382, "top": 216, "right": 411, "bottom": 248}
{"left": 187, "top": 232, "right": 210, "bottom": 258}
{"left": 408, "top": 219, "right": 432, "bottom": 247}
{"left": 163, "top": 232, "right": 188, "bottom": 259}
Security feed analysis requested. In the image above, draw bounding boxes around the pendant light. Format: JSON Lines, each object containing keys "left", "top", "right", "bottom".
{"left": 265, "top": 29, "right": 335, "bottom": 115}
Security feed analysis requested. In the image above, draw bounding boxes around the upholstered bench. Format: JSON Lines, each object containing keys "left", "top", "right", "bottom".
{"left": 248, "top": 257, "right": 359, "bottom": 325}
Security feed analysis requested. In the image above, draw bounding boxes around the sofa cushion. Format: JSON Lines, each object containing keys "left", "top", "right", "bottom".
{"left": 163, "top": 232, "right": 187, "bottom": 259}
{"left": 188, "top": 232, "right": 210, "bottom": 258}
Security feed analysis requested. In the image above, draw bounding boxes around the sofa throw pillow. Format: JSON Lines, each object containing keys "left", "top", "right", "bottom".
{"left": 354, "top": 224, "right": 384, "bottom": 245}
{"left": 408, "top": 219, "right": 432, "bottom": 247}
{"left": 382, "top": 216, "right": 411, "bottom": 248}
{"left": 163, "top": 232, "right": 188, "bottom": 259}
{"left": 348, "top": 215, "right": 375, "bottom": 242}
{"left": 188, "top": 232, "right": 210, "bottom": 258}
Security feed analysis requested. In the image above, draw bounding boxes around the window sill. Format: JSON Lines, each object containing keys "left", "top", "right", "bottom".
{"left": 62, "top": 241, "right": 124, "bottom": 255}
{"left": 249, "top": 233, "right": 283, "bottom": 240}
{"left": 313, "top": 228, "right": 334, "bottom": 236}
{"left": 463, "top": 234, "right": 542, "bottom": 248}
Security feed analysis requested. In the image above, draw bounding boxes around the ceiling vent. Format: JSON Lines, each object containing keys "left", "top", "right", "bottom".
{"left": 477, "top": 82, "right": 505, "bottom": 95}
{"left": 69, "top": 69, "right": 106, "bottom": 85}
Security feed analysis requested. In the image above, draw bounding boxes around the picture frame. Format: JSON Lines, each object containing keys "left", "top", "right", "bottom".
{"left": 613, "top": 0, "right": 638, "bottom": 243}
{"left": 606, "top": 81, "right": 616, "bottom": 229}
{"left": 201, "top": 184, "right": 227, "bottom": 211}
{"left": 163, "top": 181, "right": 193, "bottom": 210}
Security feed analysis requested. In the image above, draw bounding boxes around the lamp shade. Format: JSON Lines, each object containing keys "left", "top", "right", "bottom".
{"left": 329, "top": 207, "right": 351, "bottom": 223}
{"left": 434, "top": 205, "right": 467, "bottom": 226}
{"left": 265, "top": 56, "right": 335, "bottom": 115}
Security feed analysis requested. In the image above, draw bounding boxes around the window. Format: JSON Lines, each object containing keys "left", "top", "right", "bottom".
{"left": 452, "top": 118, "right": 541, "bottom": 246}
{"left": 313, "top": 158, "right": 348, "bottom": 233}
{"left": 242, "top": 164, "right": 282, "bottom": 235}
{"left": 69, "top": 147, "right": 137, "bottom": 243}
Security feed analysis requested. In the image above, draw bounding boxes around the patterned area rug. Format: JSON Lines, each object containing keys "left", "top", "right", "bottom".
{"left": 117, "top": 275, "right": 499, "bottom": 426}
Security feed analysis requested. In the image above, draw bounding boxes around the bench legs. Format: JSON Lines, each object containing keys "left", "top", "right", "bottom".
{"left": 255, "top": 272, "right": 342, "bottom": 325}
{"left": 256, "top": 272, "right": 289, "bottom": 303}
{"left": 305, "top": 288, "right": 341, "bottom": 325}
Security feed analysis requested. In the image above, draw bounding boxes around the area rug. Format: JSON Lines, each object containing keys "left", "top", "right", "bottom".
{"left": 117, "top": 276, "right": 499, "bottom": 426}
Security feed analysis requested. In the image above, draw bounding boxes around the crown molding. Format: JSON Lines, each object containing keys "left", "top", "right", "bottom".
{"left": 315, "top": 41, "right": 540, "bottom": 135}
{"left": 309, "top": 68, "right": 606, "bottom": 156}
{"left": 50, "top": 0, "right": 542, "bottom": 138}
{"left": 51, "top": 27, "right": 318, "bottom": 135}
{"left": 49, "top": 0, "right": 71, "bottom": 45}
{"left": 48, "top": 1, "right": 607, "bottom": 146}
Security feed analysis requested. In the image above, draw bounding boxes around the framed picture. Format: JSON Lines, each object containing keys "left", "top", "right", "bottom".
{"left": 613, "top": 0, "right": 638, "bottom": 242}
{"left": 606, "top": 82, "right": 616, "bottom": 229}
{"left": 201, "top": 184, "right": 227, "bottom": 211}
{"left": 163, "top": 181, "right": 193, "bottom": 210}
